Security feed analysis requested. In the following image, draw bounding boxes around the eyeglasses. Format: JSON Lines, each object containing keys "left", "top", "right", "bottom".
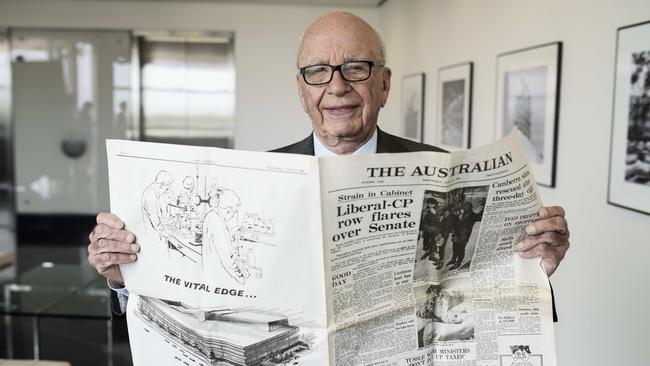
{"left": 299, "top": 61, "right": 385, "bottom": 86}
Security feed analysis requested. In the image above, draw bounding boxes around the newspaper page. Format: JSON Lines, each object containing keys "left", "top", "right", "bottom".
{"left": 318, "top": 132, "right": 556, "bottom": 366}
{"left": 106, "top": 141, "right": 330, "bottom": 365}
{"left": 107, "top": 131, "right": 556, "bottom": 366}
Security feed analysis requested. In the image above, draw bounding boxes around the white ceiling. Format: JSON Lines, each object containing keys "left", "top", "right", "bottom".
{"left": 30, "top": 0, "right": 387, "bottom": 7}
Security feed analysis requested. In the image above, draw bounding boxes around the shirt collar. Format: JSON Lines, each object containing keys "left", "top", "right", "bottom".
{"left": 313, "top": 128, "right": 378, "bottom": 157}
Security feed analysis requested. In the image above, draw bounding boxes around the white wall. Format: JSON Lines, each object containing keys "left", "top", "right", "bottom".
{"left": 0, "top": 0, "right": 379, "bottom": 152}
{"left": 379, "top": 1, "right": 650, "bottom": 365}
{"left": 2, "top": 0, "right": 649, "bottom": 364}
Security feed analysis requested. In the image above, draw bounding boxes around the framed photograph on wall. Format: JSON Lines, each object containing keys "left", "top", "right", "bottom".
{"left": 402, "top": 73, "right": 425, "bottom": 142}
{"left": 437, "top": 62, "right": 473, "bottom": 150}
{"left": 608, "top": 20, "right": 650, "bottom": 215}
{"left": 495, "top": 42, "right": 562, "bottom": 187}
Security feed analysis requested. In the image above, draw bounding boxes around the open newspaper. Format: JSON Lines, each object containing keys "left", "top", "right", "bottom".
{"left": 107, "top": 131, "right": 556, "bottom": 366}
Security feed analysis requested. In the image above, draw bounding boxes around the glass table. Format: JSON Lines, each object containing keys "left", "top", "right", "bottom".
{"left": 0, "top": 263, "right": 112, "bottom": 365}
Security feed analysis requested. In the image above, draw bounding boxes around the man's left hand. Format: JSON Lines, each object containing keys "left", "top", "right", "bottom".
{"left": 515, "top": 206, "right": 570, "bottom": 277}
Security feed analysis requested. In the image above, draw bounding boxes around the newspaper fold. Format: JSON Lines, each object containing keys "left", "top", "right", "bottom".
{"left": 107, "top": 131, "right": 556, "bottom": 366}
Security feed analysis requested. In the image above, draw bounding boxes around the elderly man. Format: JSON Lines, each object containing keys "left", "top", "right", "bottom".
{"left": 88, "top": 12, "right": 570, "bottom": 310}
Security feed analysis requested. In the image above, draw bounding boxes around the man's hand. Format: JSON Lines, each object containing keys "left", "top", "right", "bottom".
{"left": 515, "top": 206, "right": 570, "bottom": 277}
{"left": 87, "top": 212, "right": 139, "bottom": 287}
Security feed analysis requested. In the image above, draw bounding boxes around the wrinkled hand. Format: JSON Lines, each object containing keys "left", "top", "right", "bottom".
{"left": 87, "top": 212, "right": 139, "bottom": 287}
{"left": 515, "top": 206, "right": 570, "bottom": 277}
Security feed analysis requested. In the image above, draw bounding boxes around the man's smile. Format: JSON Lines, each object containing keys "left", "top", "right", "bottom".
{"left": 322, "top": 104, "right": 360, "bottom": 117}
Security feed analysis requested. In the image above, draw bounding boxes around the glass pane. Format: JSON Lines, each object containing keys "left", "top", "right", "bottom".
{"left": 0, "top": 264, "right": 109, "bottom": 317}
{"left": 11, "top": 29, "right": 133, "bottom": 214}
{"left": 0, "top": 29, "right": 12, "bottom": 228}
{"left": 140, "top": 37, "right": 235, "bottom": 148}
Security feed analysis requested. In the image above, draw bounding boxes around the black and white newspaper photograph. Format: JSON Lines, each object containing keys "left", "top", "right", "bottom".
{"left": 414, "top": 278, "right": 474, "bottom": 347}
{"left": 414, "top": 186, "right": 487, "bottom": 281}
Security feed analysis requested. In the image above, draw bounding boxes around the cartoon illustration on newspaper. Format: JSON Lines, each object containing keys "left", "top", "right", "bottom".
{"left": 140, "top": 168, "right": 275, "bottom": 285}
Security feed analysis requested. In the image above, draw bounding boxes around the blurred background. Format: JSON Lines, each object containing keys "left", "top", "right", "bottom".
{"left": 0, "top": 0, "right": 648, "bottom": 365}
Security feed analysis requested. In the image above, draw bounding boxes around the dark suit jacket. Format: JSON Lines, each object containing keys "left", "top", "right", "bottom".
{"left": 272, "top": 128, "right": 447, "bottom": 155}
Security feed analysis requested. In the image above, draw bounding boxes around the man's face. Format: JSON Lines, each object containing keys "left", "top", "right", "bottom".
{"left": 297, "top": 25, "right": 391, "bottom": 145}
{"left": 156, "top": 180, "right": 171, "bottom": 195}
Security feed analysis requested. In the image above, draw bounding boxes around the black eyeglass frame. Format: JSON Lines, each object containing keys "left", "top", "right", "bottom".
{"left": 298, "top": 60, "right": 386, "bottom": 86}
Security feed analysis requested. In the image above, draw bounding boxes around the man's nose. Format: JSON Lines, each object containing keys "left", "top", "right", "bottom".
{"left": 326, "top": 69, "right": 350, "bottom": 95}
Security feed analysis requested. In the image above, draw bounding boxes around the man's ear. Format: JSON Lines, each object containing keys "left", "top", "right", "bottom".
{"left": 381, "top": 67, "right": 392, "bottom": 108}
{"left": 296, "top": 74, "right": 309, "bottom": 113}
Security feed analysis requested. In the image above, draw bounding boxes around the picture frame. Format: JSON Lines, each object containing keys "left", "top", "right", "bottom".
{"left": 437, "top": 62, "right": 473, "bottom": 150}
{"left": 401, "top": 73, "right": 425, "bottom": 142}
{"left": 608, "top": 20, "right": 650, "bottom": 215}
{"left": 494, "top": 42, "right": 562, "bottom": 187}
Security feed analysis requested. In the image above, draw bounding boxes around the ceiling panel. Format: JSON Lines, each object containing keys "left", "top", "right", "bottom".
{"left": 28, "top": 0, "right": 385, "bottom": 7}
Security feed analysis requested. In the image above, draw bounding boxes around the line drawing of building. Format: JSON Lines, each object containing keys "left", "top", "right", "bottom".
{"left": 135, "top": 296, "right": 313, "bottom": 365}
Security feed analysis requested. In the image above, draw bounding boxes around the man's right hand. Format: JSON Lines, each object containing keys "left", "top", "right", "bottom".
{"left": 87, "top": 212, "right": 139, "bottom": 287}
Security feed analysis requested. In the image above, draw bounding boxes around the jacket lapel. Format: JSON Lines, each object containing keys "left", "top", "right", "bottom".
{"left": 272, "top": 127, "right": 445, "bottom": 155}
{"left": 270, "top": 134, "right": 315, "bottom": 155}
